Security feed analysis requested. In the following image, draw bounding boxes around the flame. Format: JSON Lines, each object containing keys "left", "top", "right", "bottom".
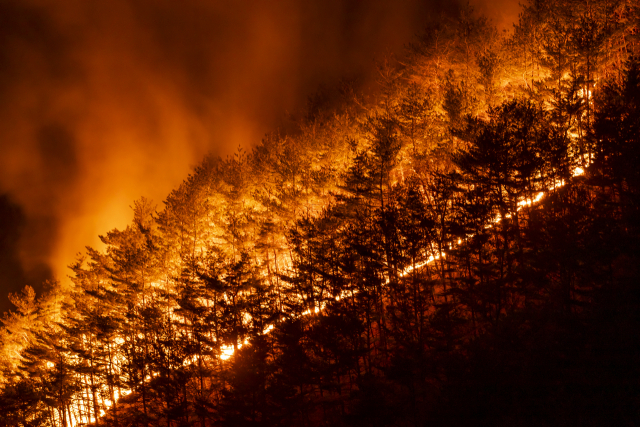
{"left": 577, "top": 88, "right": 593, "bottom": 99}
{"left": 220, "top": 345, "right": 235, "bottom": 361}
{"left": 83, "top": 151, "right": 593, "bottom": 423}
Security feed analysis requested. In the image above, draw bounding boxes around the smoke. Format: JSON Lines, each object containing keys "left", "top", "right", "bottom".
{"left": 0, "top": 0, "right": 519, "bottom": 312}
{"left": 468, "top": 0, "right": 522, "bottom": 32}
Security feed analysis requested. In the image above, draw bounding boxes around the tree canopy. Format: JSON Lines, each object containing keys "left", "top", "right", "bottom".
{"left": 1, "top": 0, "right": 639, "bottom": 425}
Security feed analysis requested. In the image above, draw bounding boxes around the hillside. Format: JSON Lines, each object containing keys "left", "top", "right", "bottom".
{"left": 1, "top": 0, "right": 639, "bottom": 426}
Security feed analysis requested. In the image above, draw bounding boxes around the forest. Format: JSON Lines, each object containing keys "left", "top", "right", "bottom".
{"left": 1, "top": 0, "right": 639, "bottom": 425}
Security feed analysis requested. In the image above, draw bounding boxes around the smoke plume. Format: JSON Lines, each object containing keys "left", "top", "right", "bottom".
{"left": 0, "top": 0, "right": 519, "bottom": 312}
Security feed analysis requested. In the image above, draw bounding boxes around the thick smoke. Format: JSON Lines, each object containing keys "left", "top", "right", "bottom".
{"left": 0, "top": 0, "right": 519, "bottom": 312}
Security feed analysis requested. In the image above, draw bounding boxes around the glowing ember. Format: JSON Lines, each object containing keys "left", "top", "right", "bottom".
{"left": 220, "top": 345, "right": 235, "bottom": 361}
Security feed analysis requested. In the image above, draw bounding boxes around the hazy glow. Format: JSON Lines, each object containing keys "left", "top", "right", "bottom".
{"left": 0, "top": 0, "right": 472, "bottom": 309}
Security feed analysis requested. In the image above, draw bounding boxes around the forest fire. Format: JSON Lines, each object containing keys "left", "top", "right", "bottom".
{"left": 210, "top": 158, "right": 590, "bottom": 364}
{"left": 0, "top": 0, "right": 457, "bottom": 316}
{"left": 1, "top": 0, "right": 639, "bottom": 426}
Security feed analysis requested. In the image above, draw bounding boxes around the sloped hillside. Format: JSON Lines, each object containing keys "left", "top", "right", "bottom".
{"left": 1, "top": 0, "right": 639, "bottom": 426}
